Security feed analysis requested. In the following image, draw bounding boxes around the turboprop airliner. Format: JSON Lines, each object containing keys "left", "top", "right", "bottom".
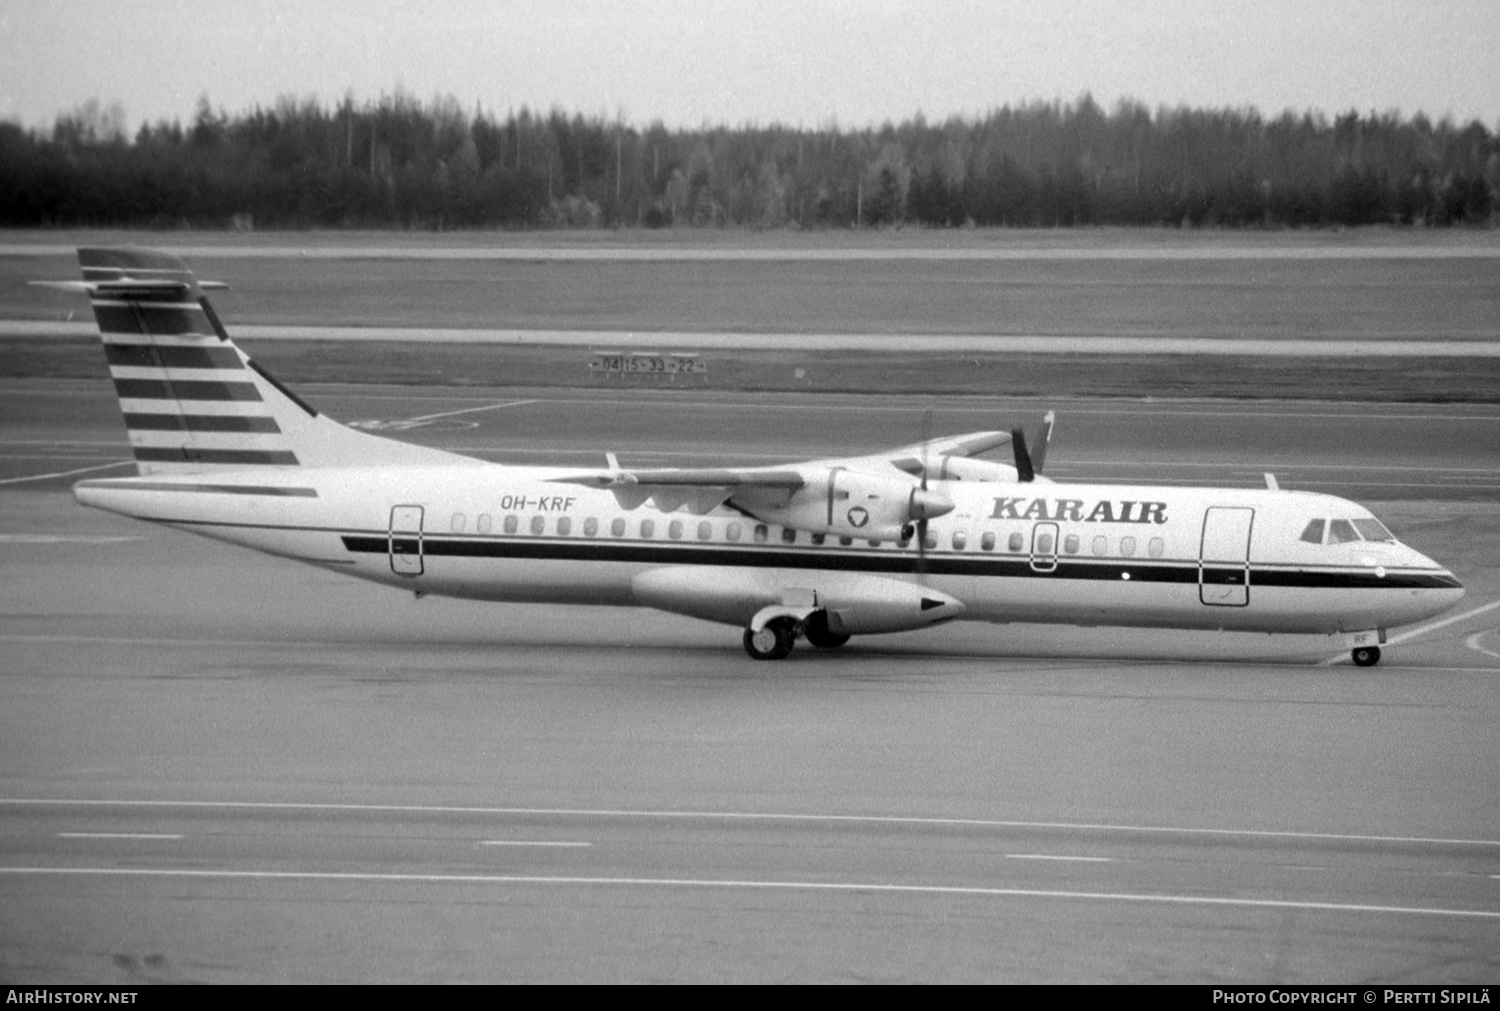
{"left": 38, "top": 247, "right": 1463, "bottom": 665}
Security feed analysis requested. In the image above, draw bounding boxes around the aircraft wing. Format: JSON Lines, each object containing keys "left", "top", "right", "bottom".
{"left": 865, "top": 430, "right": 1013, "bottom": 476}
{"left": 555, "top": 467, "right": 806, "bottom": 514}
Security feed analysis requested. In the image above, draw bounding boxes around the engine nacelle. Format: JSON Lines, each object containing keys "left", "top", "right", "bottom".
{"left": 632, "top": 566, "right": 966, "bottom": 633}
{"left": 745, "top": 468, "right": 953, "bottom": 542}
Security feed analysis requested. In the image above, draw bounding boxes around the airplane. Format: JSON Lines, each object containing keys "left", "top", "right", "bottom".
{"left": 35, "top": 247, "right": 1464, "bottom": 667}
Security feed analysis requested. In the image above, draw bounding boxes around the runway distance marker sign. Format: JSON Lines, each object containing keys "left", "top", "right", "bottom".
{"left": 589, "top": 352, "right": 706, "bottom": 375}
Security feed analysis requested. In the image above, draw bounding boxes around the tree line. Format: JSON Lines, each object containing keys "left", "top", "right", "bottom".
{"left": 1, "top": 92, "right": 1494, "bottom": 229}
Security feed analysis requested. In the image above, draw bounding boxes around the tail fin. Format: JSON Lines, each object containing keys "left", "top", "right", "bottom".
{"left": 38, "top": 247, "right": 473, "bottom": 474}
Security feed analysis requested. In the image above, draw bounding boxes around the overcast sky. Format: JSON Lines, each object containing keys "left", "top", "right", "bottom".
{"left": 2, "top": 0, "right": 1497, "bottom": 132}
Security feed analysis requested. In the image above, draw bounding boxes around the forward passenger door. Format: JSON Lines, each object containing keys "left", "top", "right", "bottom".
{"left": 1200, "top": 507, "right": 1253, "bottom": 606}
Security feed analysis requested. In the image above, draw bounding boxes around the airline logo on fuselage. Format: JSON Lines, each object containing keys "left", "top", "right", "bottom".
{"left": 990, "top": 497, "right": 1167, "bottom": 524}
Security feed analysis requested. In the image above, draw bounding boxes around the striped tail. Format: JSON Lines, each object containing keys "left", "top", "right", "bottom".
{"left": 51, "top": 247, "right": 471, "bottom": 474}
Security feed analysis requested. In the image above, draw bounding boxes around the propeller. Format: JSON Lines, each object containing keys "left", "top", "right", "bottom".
{"left": 914, "top": 407, "right": 934, "bottom": 576}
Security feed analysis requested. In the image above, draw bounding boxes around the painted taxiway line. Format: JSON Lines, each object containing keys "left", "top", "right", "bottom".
{"left": 56, "top": 833, "right": 182, "bottom": 840}
{"left": 7, "top": 243, "right": 1500, "bottom": 262}
{"left": 0, "top": 534, "right": 142, "bottom": 544}
{"left": 1006, "top": 854, "right": 1112, "bottom": 863}
{"left": 3, "top": 799, "right": 1496, "bottom": 849}
{"left": 0, "top": 460, "right": 132, "bottom": 485}
{"left": 0, "top": 866, "right": 1493, "bottom": 919}
{"left": 405, "top": 399, "right": 541, "bottom": 423}
{"left": 1465, "top": 631, "right": 1500, "bottom": 662}
{"left": 5, "top": 320, "right": 1499, "bottom": 356}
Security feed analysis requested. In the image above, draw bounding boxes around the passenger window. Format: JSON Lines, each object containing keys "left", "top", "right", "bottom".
{"left": 1092, "top": 535, "right": 1107, "bottom": 555}
{"left": 1063, "top": 534, "right": 1079, "bottom": 554}
{"left": 1036, "top": 532, "right": 1054, "bottom": 554}
{"left": 668, "top": 519, "right": 683, "bottom": 540}
{"left": 451, "top": 513, "right": 465, "bottom": 533}
{"left": 726, "top": 522, "right": 742, "bottom": 542}
{"left": 1007, "top": 532, "right": 1024, "bottom": 552}
{"left": 781, "top": 527, "right": 796, "bottom": 544}
{"left": 530, "top": 515, "right": 545, "bottom": 535}
{"left": 640, "top": 519, "right": 655, "bottom": 538}
{"left": 839, "top": 536, "right": 853, "bottom": 546}
{"left": 477, "top": 513, "right": 492, "bottom": 535}
{"left": 504, "top": 515, "right": 519, "bottom": 534}
{"left": 1299, "top": 519, "right": 1326, "bottom": 544}
{"left": 981, "top": 531, "right": 996, "bottom": 551}
{"left": 811, "top": 532, "right": 825, "bottom": 545}
{"left": 952, "top": 530, "right": 967, "bottom": 550}
{"left": 1327, "top": 520, "right": 1360, "bottom": 544}
{"left": 922, "top": 530, "right": 937, "bottom": 550}
{"left": 557, "top": 516, "right": 572, "bottom": 536}
{"left": 697, "top": 521, "right": 712, "bottom": 541}
{"left": 610, "top": 517, "right": 626, "bottom": 537}
{"left": 584, "top": 517, "right": 598, "bottom": 537}
{"left": 1148, "top": 537, "right": 1164, "bottom": 558}
{"left": 1120, "top": 536, "right": 1137, "bottom": 557}
{"left": 754, "top": 524, "right": 768, "bottom": 544}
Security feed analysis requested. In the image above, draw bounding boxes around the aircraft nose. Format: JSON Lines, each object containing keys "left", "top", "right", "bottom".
{"left": 1421, "top": 565, "right": 1465, "bottom": 617}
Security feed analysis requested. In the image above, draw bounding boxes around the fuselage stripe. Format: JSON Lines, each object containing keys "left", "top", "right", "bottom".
{"left": 337, "top": 534, "right": 1459, "bottom": 588}
{"left": 122, "top": 413, "right": 281, "bottom": 433}
{"left": 132, "top": 447, "right": 299, "bottom": 466}
{"left": 105, "top": 344, "right": 243, "bottom": 369}
{"left": 112, "top": 378, "right": 263, "bottom": 402}
{"left": 92, "top": 304, "right": 209, "bottom": 336}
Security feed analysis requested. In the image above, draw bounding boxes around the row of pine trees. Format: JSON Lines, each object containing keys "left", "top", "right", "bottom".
{"left": 2, "top": 93, "right": 1495, "bottom": 230}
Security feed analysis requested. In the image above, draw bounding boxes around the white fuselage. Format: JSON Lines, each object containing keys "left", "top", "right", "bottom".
{"left": 75, "top": 462, "right": 1465, "bottom": 639}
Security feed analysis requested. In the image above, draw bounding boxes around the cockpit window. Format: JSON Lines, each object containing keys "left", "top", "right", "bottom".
{"left": 1327, "top": 519, "right": 1360, "bottom": 544}
{"left": 1299, "top": 519, "right": 1325, "bottom": 544}
{"left": 1352, "top": 518, "right": 1395, "bottom": 543}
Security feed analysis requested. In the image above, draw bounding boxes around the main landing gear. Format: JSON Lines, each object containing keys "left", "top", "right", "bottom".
{"left": 743, "top": 618, "right": 796, "bottom": 660}
{"left": 1351, "top": 646, "right": 1381, "bottom": 667}
{"left": 742, "top": 612, "right": 851, "bottom": 660}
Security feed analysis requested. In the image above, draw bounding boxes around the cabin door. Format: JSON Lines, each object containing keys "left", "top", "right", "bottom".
{"left": 389, "top": 505, "right": 424, "bottom": 576}
{"left": 1199, "top": 506, "right": 1253, "bottom": 606}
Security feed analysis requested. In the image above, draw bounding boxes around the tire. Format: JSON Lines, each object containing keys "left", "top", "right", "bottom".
{"left": 1351, "top": 646, "right": 1381, "bottom": 668}
{"left": 743, "top": 618, "right": 795, "bottom": 660}
{"left": 803, "top": 612, "right": 851, "bottom": 650}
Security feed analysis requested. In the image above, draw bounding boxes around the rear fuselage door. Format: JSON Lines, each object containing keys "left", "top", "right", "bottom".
{"left": 1200, "top": 506, "right": 1253, "bottom": 606}
{"left": 389, "top": 505, "right": 424, "bottom": 576}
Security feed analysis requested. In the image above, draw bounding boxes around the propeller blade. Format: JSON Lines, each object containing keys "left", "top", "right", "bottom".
{"left": 1011, "top": 427, "right": 1035, "bottom": 483}
{"left": 917, "top": 407, "right": 934, "bottom": 576}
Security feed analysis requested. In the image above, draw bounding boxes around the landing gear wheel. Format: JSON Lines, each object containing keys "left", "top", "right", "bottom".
{"left": 1351, "top": 646, "right": 1381, "bottom": 668}
{"left": 743, "top": 618, "right": 796, "bottom": 660}
{"left": 803, "top": 612, "right": 851, "bottom": 650}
